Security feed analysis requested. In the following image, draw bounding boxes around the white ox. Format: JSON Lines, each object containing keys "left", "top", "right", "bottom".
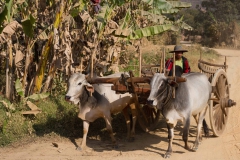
{"left": 65, "top": 73, "right": 137, "bottom": 150}
{"left": 147, "top": 73, "right": 212, "bottom": 158}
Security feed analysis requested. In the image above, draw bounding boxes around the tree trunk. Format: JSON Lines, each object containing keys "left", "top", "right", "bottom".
{"left": 5, "top": 39, "right": 13, "bottom": 100}
{"left": 34, "top": 1, "right": 65, "bottom": 93}
{"left": 23, "top": 39, "right": 33, "bottom": 96}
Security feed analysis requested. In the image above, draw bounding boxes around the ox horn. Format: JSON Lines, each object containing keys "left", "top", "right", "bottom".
{"left": 167, "top": 76, "right": 187, "bottom": 83}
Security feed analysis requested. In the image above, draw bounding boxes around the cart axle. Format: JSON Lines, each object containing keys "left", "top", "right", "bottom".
{"left": 220, "top": 98, "right": 236, "bottom": 108}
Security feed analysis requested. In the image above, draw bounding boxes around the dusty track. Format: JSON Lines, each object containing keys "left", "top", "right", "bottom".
{"left": 1, "top": 49, "right": 240, "bottom": 160}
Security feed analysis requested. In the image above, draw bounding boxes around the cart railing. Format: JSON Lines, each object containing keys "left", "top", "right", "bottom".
{"left": 198, "top": 59, "right": 227, "bottom": 82}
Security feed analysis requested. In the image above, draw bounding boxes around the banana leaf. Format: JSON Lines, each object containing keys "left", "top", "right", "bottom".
{"left": 167, "top": 1, "right": 192, "bottom": 8}
{"left": 0, "top": 7, "right": 7, "bottom": 33}
{"left": 139, "top": 10, "right": 166, "bottom": 24}
{"left": 21, "top": 14, "right": 36, "bottom": 38}
{"left": 15, "top": 79, "right": 24, "bottom": 97}
{"left": 6, "top": 0, "right": 13, "bottom": 22}
{"left": 28, "top": 93, "right": 50, "bottom": 101}
{"left": 129, "top": 23, "right": 172, "bottom": 39}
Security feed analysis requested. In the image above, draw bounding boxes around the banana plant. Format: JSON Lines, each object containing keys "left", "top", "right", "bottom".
{"left": 74, "top": 0, "right": 192, "bottom": 74}
{"left": 15, "top": 78, "right": 49, "bottom": 115}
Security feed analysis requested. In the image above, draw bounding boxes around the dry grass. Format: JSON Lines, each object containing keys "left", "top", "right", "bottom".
{"left": 124, "top": 43, "right": 220, "bottom": 74}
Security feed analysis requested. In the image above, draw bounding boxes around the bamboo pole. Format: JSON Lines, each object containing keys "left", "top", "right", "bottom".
{"left": 224, "top": 56, "right": 227, "bottom": 72}
{"left": 163, "top": 48, "right": 165, "bottom": 74}
{"left": 160, "top": 52, "right": 162, "bottom": 73}
{"left": 139, "top": 45, "right": 142, "bottom": 77}
{"left": 5, "top": 55, "right": 9, "bottom": 99}
{"left": 91, "top": 53, "right": 93, "bottom": 78}
{"left": 173, "top": 51, "right": 175, "bottom": 98}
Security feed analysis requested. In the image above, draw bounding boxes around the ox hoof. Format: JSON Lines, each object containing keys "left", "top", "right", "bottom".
{"left": 185, "top": 145, "right": 190, "bottom": 150}
{"left": 112, "top": 144, "right": 119, "bottom": 149}
{"left": 164, "top": 152, "right": 172, "bottom": 159}
{"left": 76, "top": 147, "right": 83, "bottom": 151}
{"left": 192, "top": 144, "right": 199, "bottom": 152}
{"left": 128, "top": 137, "right": 135, "bottom": 142}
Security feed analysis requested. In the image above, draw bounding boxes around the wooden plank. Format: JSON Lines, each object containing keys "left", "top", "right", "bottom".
{"left": 87, "top": 77, "right": 151, "bottom": 84}
{"left": 111, "top": 84, "right": 150, "bottom": 95}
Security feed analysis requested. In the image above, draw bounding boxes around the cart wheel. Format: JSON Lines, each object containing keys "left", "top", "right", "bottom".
{"left": 137, "top": 104, "right": 161, "bottom": 132}
{"left": 210, "top": 69, "right": 230, "bottom": 137}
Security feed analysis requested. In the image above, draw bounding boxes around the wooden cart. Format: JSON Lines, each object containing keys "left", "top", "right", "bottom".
{"left": 198, "top": 57, "right": 236, "bottom": 136}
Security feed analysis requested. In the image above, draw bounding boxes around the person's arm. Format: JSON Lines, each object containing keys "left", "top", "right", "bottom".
{"left": 183, "top": 58, "right": 191, "bottom": 73}
{"left": 165, "top": 59, "right": 173, "bottom": 76}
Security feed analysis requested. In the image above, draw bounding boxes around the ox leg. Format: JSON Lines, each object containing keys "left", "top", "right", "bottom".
{"left": 129, "top": 103, "right": 137, "bottom": 141}
{"left": 77, "top": 120, "right": 90, "bottom": 151}
{"left": 193, "top": 107, "right": 208, "bottom": 151}
{"left": 202, "top": 119, "right": 209, "bottom": 137}
{"left": 164, "top": 123, "right": 174, "bottom": 158}
{"left": 193, "top": 115, "right": 209, "bottom": 138}
{"left": 122, "top": 107, "right": 132, "bottom": 141}
{"left": 182, "top": 117, "right": 191, "bottom": 151}
{"left": 103, "top": 115, "right": 118, "bottom": 148}
{"left": 193, "top": 114, "right": 202, "bottom": 142}
{"left": 122, "top": 103, "right": 136, "bottom": 142}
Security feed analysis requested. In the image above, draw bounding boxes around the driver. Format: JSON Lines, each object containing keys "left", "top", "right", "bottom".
{"left": 165, "top": 45, "right": 191, "bottom": 76}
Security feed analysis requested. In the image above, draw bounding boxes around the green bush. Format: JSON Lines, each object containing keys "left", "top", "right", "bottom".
{"left": 0, "top": 95, "right": 80, "bottom": 147}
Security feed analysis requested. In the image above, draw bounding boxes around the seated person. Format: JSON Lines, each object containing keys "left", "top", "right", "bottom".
{"left": 165, "top": 45, "right": 190, "bottom": 77}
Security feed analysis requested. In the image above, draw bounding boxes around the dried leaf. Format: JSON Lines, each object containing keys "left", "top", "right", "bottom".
{"left": 0, "top": 21, "right": 22, "bottom": 43}
{"left": 26, "top": 101, "right": 41, "bottom": 111}
{"left": 15, "top": 50, "right": 24, "bottom": 67}
{"left": 0, "top": 100, "right": 15, "bottom": 111}
{"left": 21, "top": 110, "right": 41, "bottom": 115}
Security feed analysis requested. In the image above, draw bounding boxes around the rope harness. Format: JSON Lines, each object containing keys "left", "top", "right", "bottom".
{"left": 155, "top": 83, "right": 173, "bottom": 109}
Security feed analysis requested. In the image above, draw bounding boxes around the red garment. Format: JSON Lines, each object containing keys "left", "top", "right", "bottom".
{"left": 165, "top": 56, "right": 191, "bottom": 73}
{"left": 91, "top": 0, "right": 100, "bottom": 4}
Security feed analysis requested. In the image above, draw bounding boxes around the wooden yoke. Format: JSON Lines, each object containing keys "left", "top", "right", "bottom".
{"left": 167, "top": 76, "right": 187, "bottom": 83}
{"left": 163, "top": 48, "right": 166, "bottom": 75}
{"left": 86, "top": 72, "right": 151, "bottom": 95}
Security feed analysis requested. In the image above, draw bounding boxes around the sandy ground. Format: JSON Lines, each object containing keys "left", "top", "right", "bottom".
{"left": 0, "top": 49, "right": 240, "bottom": 160}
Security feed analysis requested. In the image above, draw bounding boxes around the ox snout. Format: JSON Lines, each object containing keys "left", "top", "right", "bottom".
{"left": 65, "top": 95, "right": 71, "bottom": 101}
{"left": 146, "top": 99, "right": 156, "bottom": 108}
{"left": 147, "top": 100, "right": 154, "bottom": 105}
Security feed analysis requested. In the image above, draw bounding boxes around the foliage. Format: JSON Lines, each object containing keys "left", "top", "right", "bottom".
{"left": 179, "top": 0, "right": 240, "bottom": 47}
{"left": 0, "top": 0, "right": 193, "bottom": 102}
{"left": 15, "top": 79, "right": 49, "bottom": 103}
{"left": 201, "top": 0, "right": 239, "bottom": 23}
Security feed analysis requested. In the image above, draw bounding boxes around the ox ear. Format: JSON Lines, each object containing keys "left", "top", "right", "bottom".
{"left": 85, "top": 85, "right": 94, "bottom": 96}
{"left": 167, "top": 80, "right": 179, "bottom": 88}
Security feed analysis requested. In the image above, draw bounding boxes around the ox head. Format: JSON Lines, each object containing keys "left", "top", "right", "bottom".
{"left": 147, "top": 73, "right": 186, "bottom": 109}
{"left": 65, "top": 73, "right": 94, "bottom": 104}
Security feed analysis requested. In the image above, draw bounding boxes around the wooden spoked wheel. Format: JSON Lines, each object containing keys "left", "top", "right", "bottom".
{"left": 137, "top": 104, "right": 161, "bottom": 132}
{"left": 209, "top": 69, "right": 230, "bottom": 137}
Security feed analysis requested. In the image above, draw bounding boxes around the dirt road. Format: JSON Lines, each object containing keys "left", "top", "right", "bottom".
{"left": 1, "top": 49, "right": 240, "bottom": 160}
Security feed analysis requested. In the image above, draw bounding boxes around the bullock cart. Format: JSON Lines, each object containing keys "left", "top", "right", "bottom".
{"left": 86, "top": 55, "right": 236, "bottom": 136}
{"left": 86, "top": 68, "right": 186, "bottom": 132}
